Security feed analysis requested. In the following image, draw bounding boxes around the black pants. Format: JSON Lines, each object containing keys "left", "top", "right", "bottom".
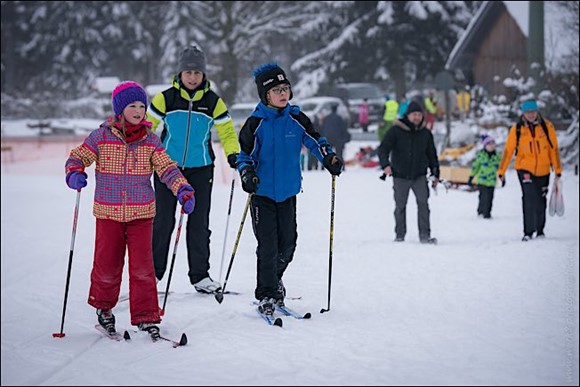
{"left": 477, "top": 186, "right": 496, "bottom": 218}
{"left": 517, "top": 170, "right": 550, "bottom": 236}
{"left": 250, "top": 195, "right": 297, "bottom": 301}
{"left": 152, "top": 165, "right": 213, "bottom": 284}
{"left": 392, "top": 176, "right": 431, "bottom": 240}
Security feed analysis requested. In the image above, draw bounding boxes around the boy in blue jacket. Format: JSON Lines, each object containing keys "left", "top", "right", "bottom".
{"left": 237, "top": 63, "right": 343, "bottom": 315}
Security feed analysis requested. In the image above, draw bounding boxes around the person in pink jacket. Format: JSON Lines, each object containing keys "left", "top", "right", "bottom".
{"left": 65, "top": 81, "right": 195, "bottom": 340}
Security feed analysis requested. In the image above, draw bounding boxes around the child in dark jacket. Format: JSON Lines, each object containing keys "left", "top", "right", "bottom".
{"left": 467, "top": 135, "right": 502, "bottom": 219}
{"left": 236, "top": 63, "right": 343, "bottom": 315}
{"left": 65, "top": 81, "right": 195, "bottom": 340}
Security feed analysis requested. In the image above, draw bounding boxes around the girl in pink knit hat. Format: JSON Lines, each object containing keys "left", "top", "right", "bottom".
{"left": 65, "top": 81, "right": 195, "bottom": 341}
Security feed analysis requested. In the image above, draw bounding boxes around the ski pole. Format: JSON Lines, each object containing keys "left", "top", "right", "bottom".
{"left": 321, "top": 175, "right": 336, "bottom": 314}
{"left": 160, "top": 208, "right": 185, "bottom": 316}
{"left": 218, "top": 176, "right": 236, "bottom": 283}
{"left": 215, "top": 194, "right": 252, "bottom": 304}
{"left": 53, "top": 189, "right": 82, "bottom": 338}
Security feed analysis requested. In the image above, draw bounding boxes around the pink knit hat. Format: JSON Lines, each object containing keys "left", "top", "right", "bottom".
{"left": 111, "top": 81, "right": 148, "bottom": 116}
{"left": 482, "top": 135, "right": 495, "bottom": 147}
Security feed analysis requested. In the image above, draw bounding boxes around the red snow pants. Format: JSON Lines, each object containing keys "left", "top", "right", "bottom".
{"left": 87, "top": 218, "right": 160, "bottom": 325}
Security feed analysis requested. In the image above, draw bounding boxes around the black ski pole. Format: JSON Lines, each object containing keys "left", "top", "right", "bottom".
{"left": 218, "top": 176, "right": 236, "bottom": 283}
{"left": 215, "top": 194, "right": 252, "bottom": 304}
{"left": 160, "top": 208, "right": 185, "bottom": 316}
{"left": 321, "top": 175, "right": 336, "bottom": 314}
{"left": 53, "top": 189, "right": 82, "bottom": 338}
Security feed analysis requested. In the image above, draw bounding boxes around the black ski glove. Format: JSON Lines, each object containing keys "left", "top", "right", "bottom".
{"left": 240, "top": 167, "right": 259, "bottom": 194}
{"left": 227, "top": 153, "right": 239, "bottom": 169}
{"left": 322, "top": 154, "right": 343, "bottom": 176}
{"left": 467, "top": 176, "right": 474, "bottom": 186}
{"left": 498, "top": 174, "right": 506, "bottom": 187}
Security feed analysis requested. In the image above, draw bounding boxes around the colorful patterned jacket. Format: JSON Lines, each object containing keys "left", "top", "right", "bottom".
{"left": 65, "top": 122, "right": 189, "bottom": 222}
{"left": 469, "top": 149, "right": 501, "bottom": 187}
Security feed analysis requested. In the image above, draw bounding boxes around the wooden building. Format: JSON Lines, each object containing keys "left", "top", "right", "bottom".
{"left": 445, "top": 1, "right": 528, "bottom": 96}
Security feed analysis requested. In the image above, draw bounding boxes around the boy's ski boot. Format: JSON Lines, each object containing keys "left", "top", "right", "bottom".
{"left": 257, "top": 298, "right": 275, "bottom": 316}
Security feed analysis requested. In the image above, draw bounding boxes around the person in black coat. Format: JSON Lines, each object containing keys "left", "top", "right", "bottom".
{"left": 321, "top": 104, "right": 351, "bottom": 161}
{"left": 378, "top": 101, "right": 440, "bottom": 244}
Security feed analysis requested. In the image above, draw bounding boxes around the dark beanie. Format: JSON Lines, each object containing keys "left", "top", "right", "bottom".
{"left": 252, "top": 62, "right": 293, "bottom": 105}
{"left": 178, "top": 46, "right": 206, "bottom": 73}
{"left": 406, "top": 100, "right": 423, "bottom": 115}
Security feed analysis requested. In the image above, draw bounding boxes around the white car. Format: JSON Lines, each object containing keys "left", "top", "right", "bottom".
{"left": 212, "top": 102, "right": 257, "bottom": 142}
{"left": 294, "top": 96, "right": 352, "bottom": 129}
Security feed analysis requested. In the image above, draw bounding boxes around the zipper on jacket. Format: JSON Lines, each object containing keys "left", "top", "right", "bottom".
{"left": 182, "top": 99, "right": 193, "bottom": 166}
{"left": 122, "top": 143, "right": 128, "bottom": 223}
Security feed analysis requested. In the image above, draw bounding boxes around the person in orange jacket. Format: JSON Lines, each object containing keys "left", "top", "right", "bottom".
{"left": 497, "top": 99, "right": 562, "bottom": 241}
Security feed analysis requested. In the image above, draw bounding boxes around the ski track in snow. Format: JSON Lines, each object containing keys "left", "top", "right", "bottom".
{"left": 1, "top": 141, "right": 578, "bottom": 385}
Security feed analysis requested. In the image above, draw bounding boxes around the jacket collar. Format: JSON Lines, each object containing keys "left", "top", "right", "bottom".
{"left": 252, "top": 102, "right": 300, "bottom": 120}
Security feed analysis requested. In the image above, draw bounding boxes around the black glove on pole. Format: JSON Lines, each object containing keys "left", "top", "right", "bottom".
{"left": 240, "top": 167, "right": 259, "bottom": 193}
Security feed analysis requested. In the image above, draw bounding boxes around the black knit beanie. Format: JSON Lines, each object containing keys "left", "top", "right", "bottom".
{"left": 406, "top": 100, "right": 423, "bottom": 115}
{"left": 252, "top": 62, "right": 293, "bottom": 105}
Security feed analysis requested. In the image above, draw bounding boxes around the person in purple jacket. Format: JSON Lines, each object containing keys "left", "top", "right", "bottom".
{"left": 65, "top": 81, "right": 194, "bottom": 340}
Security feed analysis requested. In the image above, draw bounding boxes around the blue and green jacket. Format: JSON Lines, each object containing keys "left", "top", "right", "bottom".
{"left": 237, "top": 102, "right": 332, "bottom": 203}
{"left": 469, "top": 149, "right": 501, "bottom": 187}
{"left": 147, "top": 76, "right": 239, "bottom": 168}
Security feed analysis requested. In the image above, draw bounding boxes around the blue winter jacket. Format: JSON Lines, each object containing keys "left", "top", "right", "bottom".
{"left": 237, "top": 102, "right": 332, "bottom": 202}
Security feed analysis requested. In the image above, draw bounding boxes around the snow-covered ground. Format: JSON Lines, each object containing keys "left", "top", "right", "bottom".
{"left": 1, "top": 124, "right": 579, "bottom": 385}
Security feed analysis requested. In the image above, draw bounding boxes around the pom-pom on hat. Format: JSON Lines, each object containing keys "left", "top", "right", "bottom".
{"left": 253, "top": 62, "right": 293, "bottom": 105}
{"left": 178, "top": 45, "right": 206, "bottom": 73}
{"left": 520, "top": 99, "right": 538, "bottom": 113}
{"left": 406, "top": 100, "right": 423, "bottom": 115}
{"left": 111, "top": 81, "right": 148, "bottom": 116}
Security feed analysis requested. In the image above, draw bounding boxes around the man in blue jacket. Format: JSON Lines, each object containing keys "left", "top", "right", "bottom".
{"left": 237, "top": 62, "right": 343, "bottom": 315}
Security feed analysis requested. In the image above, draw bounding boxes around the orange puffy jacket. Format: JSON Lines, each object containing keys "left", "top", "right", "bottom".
{"left": 498, "top": 116, "right": 562, "bottom": 177}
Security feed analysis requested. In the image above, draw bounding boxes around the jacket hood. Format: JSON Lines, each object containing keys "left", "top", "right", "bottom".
{"left": 395, "top": 116, "right": 426, "bottom": 132}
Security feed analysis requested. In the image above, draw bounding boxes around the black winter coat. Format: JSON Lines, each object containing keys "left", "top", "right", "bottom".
{"left": 378, "top": 117, "right": 439, "bottom": 180}
{"left": 321, "top": 112, "right": 350, "bottom": 147}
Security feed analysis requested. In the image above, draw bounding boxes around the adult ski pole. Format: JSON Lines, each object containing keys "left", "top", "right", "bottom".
{"left": 215, "top": 194, "right": 252, "bottom": 304}
{"left": 53, "top": 190, "right": 82, "bottom": 338}
{"left": 321, "top": 175, "right": 336, "bottom": 314}
{"left": 160, "top": 208, "right": 185, "bottom": 316}
{"left": 218, "top": 176, "right": 236, "bottom": 283}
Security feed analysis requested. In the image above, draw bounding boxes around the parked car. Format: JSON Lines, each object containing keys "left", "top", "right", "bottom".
{"left": 211, "top": 101, "right": 257, "bottom": 142}
{"left": 294, "top": 96, "right": 352, "bottom": 129}
{"left": 327, "top": 83, "right": 384, "bottom": 126}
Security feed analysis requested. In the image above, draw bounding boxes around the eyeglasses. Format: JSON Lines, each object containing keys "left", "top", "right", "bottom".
{"left": 269, "top": 85, "right": 291, "bottom": 95}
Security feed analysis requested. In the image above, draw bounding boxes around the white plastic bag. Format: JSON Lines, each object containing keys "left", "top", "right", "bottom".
{"left": 548, "top": 177, "right": 564, "bottom": 217}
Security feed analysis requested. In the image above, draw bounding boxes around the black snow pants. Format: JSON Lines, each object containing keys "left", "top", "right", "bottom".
{"left": 152, "top": 165, "right": 214, "bottom": 284}
{"left": 250, "top": 194, "right": 297, "bottom": 301}
{"left": 517, "top": 170, "right": 550, "bottom": 236}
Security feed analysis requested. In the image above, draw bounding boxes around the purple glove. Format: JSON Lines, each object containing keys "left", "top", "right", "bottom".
{"left": 66, "top": 171, "right": 87, "bottom": 190}
{"left": 177, "top": 185, "right": 195, "bottom": 214}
